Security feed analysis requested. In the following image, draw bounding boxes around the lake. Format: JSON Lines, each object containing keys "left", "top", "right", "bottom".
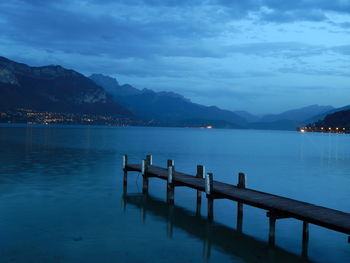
{"left": 0, "top": 124, "right": 350, "bottom": 263}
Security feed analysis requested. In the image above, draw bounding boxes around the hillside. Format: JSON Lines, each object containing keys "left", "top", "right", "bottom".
{"left": 0, "top": 57, "right": 132, "bottom": 118}
{"left": 313, "top": 110, "right": 350, "bottom": 129}
{"left": 259, "top": 104, "right": 334, "bottom": 123}
{"left": 90, "top": 74, "right": 246, "bottom": 127}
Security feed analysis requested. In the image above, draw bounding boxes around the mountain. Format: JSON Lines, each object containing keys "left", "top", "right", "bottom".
{"left": 259, "top": 104, "right": 334, "bottom": 123}
{"left": 305, "top": 104, "right": 350, "bottom": 124}
{"left": 313, "top": 110, "right": 350, "bottom": 129}
{"left": 90, "top": 74, "right": 246, "bottom": 127}
{"left": 247, "top": 120, "right": 301, "bottom": 131}
{"left": 233, "top": 110, "right": 259, "bottom": 123}
{"left": 0, "top": 57, "right": 132, "bottom": 117}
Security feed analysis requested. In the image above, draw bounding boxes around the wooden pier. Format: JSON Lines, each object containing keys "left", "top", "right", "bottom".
{"left": 122, "top": 155, "right": 350, "bottom": 255}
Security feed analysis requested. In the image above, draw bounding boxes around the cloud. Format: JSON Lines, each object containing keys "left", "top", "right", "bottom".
{"left": 259, "top": 9, "right": 328, "bottom": 23}
{"left": 1, "top": 0, "right": 350, "bottom": 113}
{"left": 223, "top": 42, "right": 326, "bottom": 58}
{"left": 333, "top": 45, "right": 350, "bottom": 55}
{"left": 279, "top": 66, "right": 350, "bottom": 78}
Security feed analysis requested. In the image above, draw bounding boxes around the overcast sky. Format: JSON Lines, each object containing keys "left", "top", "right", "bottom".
{"left": 1, "top": 0, "right": 350, "bottom": 114}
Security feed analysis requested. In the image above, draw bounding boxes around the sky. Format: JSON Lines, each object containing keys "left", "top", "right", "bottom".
{"left": 0, "top": 0, "right": 350, "bottom": 114}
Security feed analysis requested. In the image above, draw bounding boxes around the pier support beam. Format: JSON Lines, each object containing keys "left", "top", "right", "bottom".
{"left": 237, "top": 172, "right": 246, "bottom": 233}
{"left": 121, "top": 184, "right": 127, "bottom": 211}
{"left": 302, "top": 221, "right": 309, "bottom": 257}
{"left": 122, "top": 155, "right": 128, "bottom": 186}
{"left": 167, "top": 165, "right": 175, "bottom": 204}
{"left": 196, "top": 165, "right": 205, "bottom": 215}
{"left": 141, "top": 195, "right": 147, "bottom": 223}
{"left": 266, "top": 211, "right": 291, "bottom": 246}
{"left": 205, "top": 173, "right": 214, "bottom": 221}
{"left": 237, "top": 203, "right": 243, "bottom": 233}
{"left": 269, "top": 216, "right": 276, "bottom": 246}
{"left": 167, "top": 204, "right": 174, "bottom": 238}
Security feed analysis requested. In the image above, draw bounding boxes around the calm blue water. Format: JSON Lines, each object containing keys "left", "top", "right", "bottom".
{"left": 0, "top": 124, "right": 350, "bottom": 263}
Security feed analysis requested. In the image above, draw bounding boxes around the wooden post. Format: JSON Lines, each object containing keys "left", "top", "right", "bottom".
{"left": 237, "top": 172, "right": 246, "bottom": 233}
{"left": 142, "top": 159, "right": 149, "bottom": 194}
{"left": 196, "top": 165, "right": 205, "bottom": 215}
{"left": 167, "top": 204, "right": 174, "bottom": 238}
{"left": 167, "top": 159, "right": 174, "bottom": 168}
{"left": 146, "top": 154, "right": 153, "bottom": 165}
{"left": 167, "top": 166, "right": 175, "bottom": 204}
{"left": 302, "top": 221, "right": 309, "bottom": 257}
{"left": 205, "top": 172, "right": 213, "bottom": 195}
{"left": 269, "top": 216, "right": 276, "bottom": 246}
{"left": 121, "top": 187, "right": 127, "bottom": 211}
{"left": 206, "top": 173, "right": 214, "bottom": 221}
{"left": 237, "top": 203, "right": 243, "bottom": 233}
{"left": 238, "top": 172, "right": 246, "bottom": 188}
{"left": 122, "top": 155, "right": 128, "bottom": 186}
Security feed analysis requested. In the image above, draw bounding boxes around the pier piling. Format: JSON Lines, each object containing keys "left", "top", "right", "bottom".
{"left": 142, "top": 159, "right": 149, "bottom": 194}
{"left": 167, "top": 165, "right": 175, "bottom": 204}
{"left": 196, "top": 165, "right": 205, "bottom": 215}
{"left": 269, "top": 216, "right": 277, "bottom": 246}
{"left": 122, "top": 155, "right": 128, "bottom": 186}
{"left": 205, "top": 173, "right": 214, "bottom": 221}
{"left": 302, "top": 221, "right": 309, "bottom": 257}
{"left": 167, "top": 159, "right": 174, "bottom": 168}
{"left": 237, "top": 172, "right": 246, "bottom": 233}
{"left": 146, "top": 155, "right": 153, "bottom": 165}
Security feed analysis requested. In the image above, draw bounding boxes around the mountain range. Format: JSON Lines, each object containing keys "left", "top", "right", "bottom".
{"left": 90, "top": 74, "right": 245, "bottom": 127}
{"left": 0, "top": 56, "right": 344, "bottom": 130}
{"left": 0, "top": 56, "right": 131, "bottom": 118}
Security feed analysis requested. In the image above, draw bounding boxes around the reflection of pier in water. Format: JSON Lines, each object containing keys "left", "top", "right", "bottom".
{"left": 121, "top": 191, "right": 313, "bottom": 263}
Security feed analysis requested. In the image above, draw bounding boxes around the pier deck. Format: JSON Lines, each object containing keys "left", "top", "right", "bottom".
{"left": 125, "top": 163, "right": 350, "bottom": 236}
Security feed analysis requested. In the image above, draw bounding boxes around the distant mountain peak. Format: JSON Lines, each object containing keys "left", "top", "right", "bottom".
{"left": 90, "top": 74, "right": 142, "bottom": 97}
{"left": 90, "top": 73, "right": 120, "bottom": 87}
{"left": 0, "top": 57, "right": 80, "bottom": 79}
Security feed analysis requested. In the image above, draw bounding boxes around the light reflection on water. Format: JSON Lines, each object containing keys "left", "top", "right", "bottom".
{"left": 0, "top": 124, "right": 349, "bottom": 263}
